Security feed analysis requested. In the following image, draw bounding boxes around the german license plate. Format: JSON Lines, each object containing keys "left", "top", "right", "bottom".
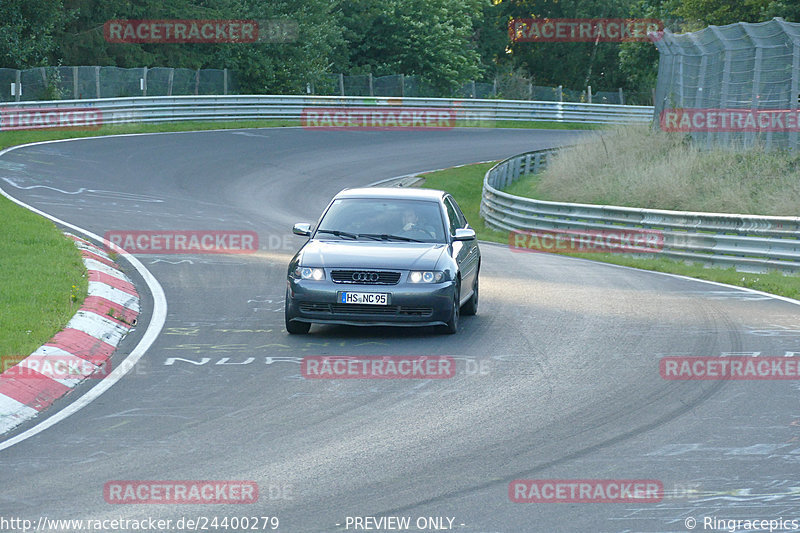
{"left": 339, "top": 292, "right": 389, "bottom": 305}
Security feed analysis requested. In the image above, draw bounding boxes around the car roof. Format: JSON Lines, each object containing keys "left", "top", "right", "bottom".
{"left": 333, "top": 187, "right": 446, "bottom": 202}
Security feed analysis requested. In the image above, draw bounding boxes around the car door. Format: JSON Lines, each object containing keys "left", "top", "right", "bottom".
{"left": 444, "top": 196, "right": 479, "bottom": 300}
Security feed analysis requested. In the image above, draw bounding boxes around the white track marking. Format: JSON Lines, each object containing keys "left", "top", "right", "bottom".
{"left": 0, "top": 139, "right": 167, "bottom": 452}
{"left": 87, "top": 282, "right": 141, "bottom": 312}
{"left": 1, "top": 177, "right": 164, "bottom": 203}
{"left": 63, "top": 311, "right": 130, "bottom": 345}
{"left": 82, "top": 258, "right": 131, "bottom": 280}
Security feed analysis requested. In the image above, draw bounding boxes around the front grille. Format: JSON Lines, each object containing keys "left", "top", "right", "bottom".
{"left": 397, "top": 306, "right": 434, "bottom": 316}
{"left": 299, "top": 303, "right": 433, "bottom": 317}
{"left": 331, "top": 304, "right": 400, "bottom": 315}
{"left": 331, "top": 270, "right": 402, "bottom": 285}
{"left": 298, "top": 303, "right": 331, "bottom": 313}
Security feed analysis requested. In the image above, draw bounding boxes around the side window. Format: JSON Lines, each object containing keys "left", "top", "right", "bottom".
{"left": 450, "top": 198, "right": 468, "bottom": 227}
{"left": 444, "top": 198, "right": 460, "bottom": 235}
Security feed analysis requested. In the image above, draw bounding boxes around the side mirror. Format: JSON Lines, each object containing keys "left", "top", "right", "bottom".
{"left": 453, "top": 228, "right": 476, "bottom": 241}
{"left": 292, "top": 223, "right": 312, "bottom": 237}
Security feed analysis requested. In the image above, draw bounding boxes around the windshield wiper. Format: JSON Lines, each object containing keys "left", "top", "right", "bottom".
{"left": 316, "top": 229, "right": 359, "bottom": 240}
{"left": 358, "top": 233, "right": 422, "bottom": 243}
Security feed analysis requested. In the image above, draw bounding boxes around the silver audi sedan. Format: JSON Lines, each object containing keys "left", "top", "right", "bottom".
{"left": 284, "top": 187, "right": 480, "bottom": 334}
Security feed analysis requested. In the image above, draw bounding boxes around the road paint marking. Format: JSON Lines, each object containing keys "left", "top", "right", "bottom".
{"left": 0, "top": 139, "right": 167, "bottom": 451}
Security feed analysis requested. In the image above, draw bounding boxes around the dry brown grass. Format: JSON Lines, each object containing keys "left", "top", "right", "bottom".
{"left": 520, "top": 125, "right": 800, "bottom": 216}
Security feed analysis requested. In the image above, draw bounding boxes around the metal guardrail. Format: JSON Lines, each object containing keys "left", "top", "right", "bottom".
{"left": 480, "top": 147, "right": 800, "bottom": 274}
{"left": 0, "top": 95, "right": 654, "bottom": 128}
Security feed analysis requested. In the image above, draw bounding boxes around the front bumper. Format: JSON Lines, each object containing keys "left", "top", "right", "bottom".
{"left": 286, "top": 277, "right": 456, "bottom": 327}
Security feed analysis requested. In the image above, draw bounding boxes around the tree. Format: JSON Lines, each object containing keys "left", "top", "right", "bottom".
{"left": 496, "top": 0, "right": 643, "bottom": 91}
{"left": 617, "top": 0, "right": 668, "bottom": 97}
{"left": 53, "top": 0, "right": 345, "bottom": 95}
{"left": 335, "top": 0, "right": 484, "bottom": 94}
{"left": 761, "top": 1, "right": 800, "bottom": 22}
{"left": 670, "top": 0, "right": 771, "bottom": 27}
{"left": 212, "top": 0, "right": 345, "bottom": 94}
{"left": 0, "top": 0, "right": 68, "bottom": 68}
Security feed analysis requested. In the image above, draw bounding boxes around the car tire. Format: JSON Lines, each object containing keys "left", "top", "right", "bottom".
{"left": 437, "top": 283, "right": 460, "bottom": 335}
{"left": 286, "top": 319, "right": 310, "bottom": 335}
{"left": 285, "top": 290, "right": 311, "bottom": 334}
{"left": 461, "top": 273, "right": 478, "bottom": 316}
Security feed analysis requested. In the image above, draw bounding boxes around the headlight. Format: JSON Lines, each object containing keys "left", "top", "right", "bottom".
{"left": 409, "top": 271, "right": 444, "bottom": 283}
{"left": 295, "top": 267, "right": 325, "bottom": 280}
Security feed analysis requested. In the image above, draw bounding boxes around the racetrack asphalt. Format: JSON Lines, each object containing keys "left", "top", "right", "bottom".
{"left": 1, "top": 127, "right": 799, "bottom": 532}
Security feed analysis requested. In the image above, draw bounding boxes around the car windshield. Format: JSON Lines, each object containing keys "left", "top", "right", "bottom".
{"left": 316, "top": 198, "right": 446, "bottom": 243}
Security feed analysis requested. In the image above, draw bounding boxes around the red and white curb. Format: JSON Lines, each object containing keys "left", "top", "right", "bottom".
{"left": 0, "top": 233, "right": 139, "bottom": 435}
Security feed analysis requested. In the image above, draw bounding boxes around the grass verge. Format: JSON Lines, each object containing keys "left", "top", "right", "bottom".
{"left": 0, "top": 118, "right": 599, "bottom": 152}
{"left": 418, "top": 161, "right": 800, "bottom": 301}
{"left": 0, "top": 195, "right": 88, "bottom": 358}
{"left": 511, "top": 124, "right": 800, "bottom": 216}
{"left": 0, "top": 119, "right": 298, "bottom": 151}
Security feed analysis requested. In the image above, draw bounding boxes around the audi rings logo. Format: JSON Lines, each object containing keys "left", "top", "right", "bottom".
{"left": 352, "top": 272, "right": 380, "bottom": 282}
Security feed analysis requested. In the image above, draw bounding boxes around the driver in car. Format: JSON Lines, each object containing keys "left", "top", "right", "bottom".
{"left": 401, "top": 208, "right": 435, "bottom": 238}
{"left": 402, "top": 208, "right": 420, "bottom": 232}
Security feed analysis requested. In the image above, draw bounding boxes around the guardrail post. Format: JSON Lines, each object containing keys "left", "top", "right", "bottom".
{"left": 339, "top": 73, "right": 344, "bottom": 96}
{"left": 73, "top": 66, "right": 78, "bottom": 99}
{"left": 533, "top": 153, "right": 542, "bottom": 173}
{"left": 524, "top": 154, "right": 531, "bottom": 174}
{"left": 167, "top": 68, "right": 174, "bottom": 96}
{"left": 15, "top": 70, "right": 21, "bottom": 102}
{"left": 195, "top": 69, "right": 200, "bottom": 95}
{"left": 224, "top": 68, "right": 228, "bottom": 95}
{"left": 142, "top": 66, "right": 148, "bottom": 96}
{"left": 368, "top": 73, "right": 373, "bottom": 96}
{"left": 587, "top": 85, "right": 592, "bottom": 104}
{"left": 400, "top": 74, "right": 404, "bottom": 97}
{"left": 95, "top": 66, "right": 100, "bottom": 98}
{"left": 618, "top": 87, "right": 624, "bottom": 105}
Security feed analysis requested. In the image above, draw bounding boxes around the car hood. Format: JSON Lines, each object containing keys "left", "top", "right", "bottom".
{"left": 299, "top": 240, "right": 447, "bottom": 270}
